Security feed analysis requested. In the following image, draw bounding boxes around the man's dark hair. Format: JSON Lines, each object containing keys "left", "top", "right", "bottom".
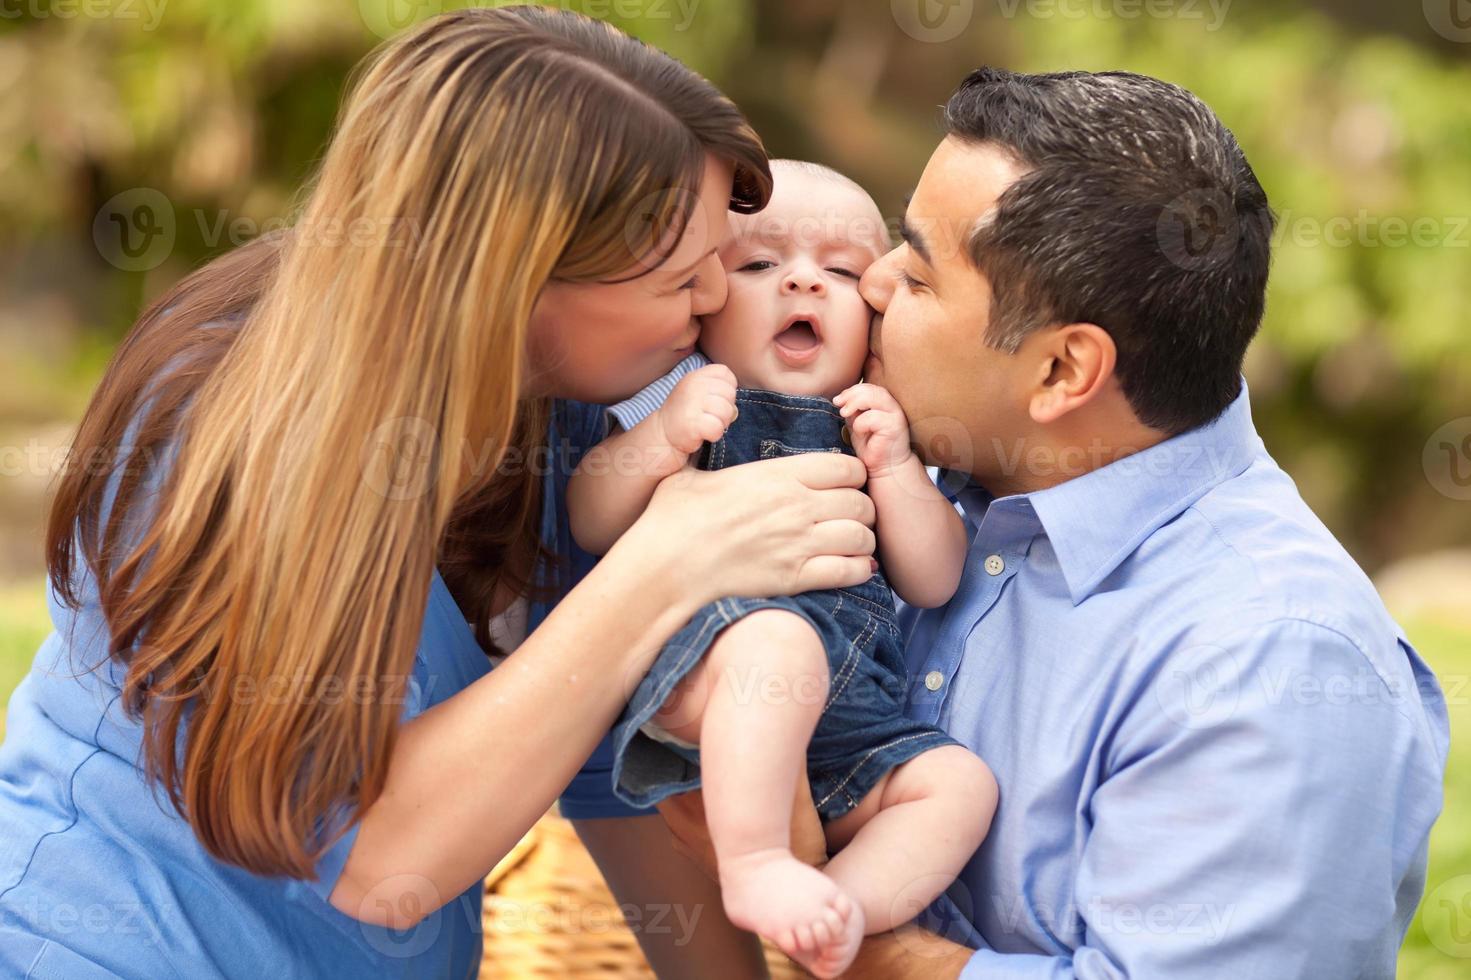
{"left": 943, "top": 67, "right": 1275, "bottom": 435}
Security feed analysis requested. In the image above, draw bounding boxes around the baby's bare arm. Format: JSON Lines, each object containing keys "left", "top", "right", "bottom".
{"left": 568, "top": 419, "right": 688, "bottom": 556}
{"left": 866, "top": 458, "right": 967, "bottom": 608}
{"left": 834, "top": 383, "right": 967, "bottom": 608}
{"left": 568, "top": 364, "right": 738, "bottom": 555}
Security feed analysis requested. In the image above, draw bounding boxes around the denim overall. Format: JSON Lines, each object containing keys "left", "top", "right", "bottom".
{"left": 607, "top": 388, "right": 962, "bottom": 821}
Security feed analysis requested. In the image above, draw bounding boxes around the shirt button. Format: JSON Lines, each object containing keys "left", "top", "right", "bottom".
{"left": 984, "top": 554, "right": 1005, "bottom": 576}
{"left": 924, "top": 670, "right": 944, "bottom": 691}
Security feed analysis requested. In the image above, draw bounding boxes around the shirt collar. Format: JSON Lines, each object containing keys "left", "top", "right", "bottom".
{"left": 955, "top": 382, "right": 1265, "bottom": 606}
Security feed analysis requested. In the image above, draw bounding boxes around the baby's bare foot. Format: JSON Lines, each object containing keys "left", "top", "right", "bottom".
{"left": 719, "top": 847, "right": 866, "bottom": 978}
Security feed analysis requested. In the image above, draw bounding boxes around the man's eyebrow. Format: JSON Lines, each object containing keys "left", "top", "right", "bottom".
{"left": 898, "top": 212, "right": 932, "bottom": 266}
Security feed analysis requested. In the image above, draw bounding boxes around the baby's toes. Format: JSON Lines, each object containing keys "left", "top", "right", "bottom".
{"left": 794, "top": 922, "right": 815, "bottom": 952}
{"left": 809, "top": 916, "right": 832, "bottom": 948}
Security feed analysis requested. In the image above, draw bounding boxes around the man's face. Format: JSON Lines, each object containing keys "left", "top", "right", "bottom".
{"left": 859, "top": 137, "right": 1035, "bottom": 481}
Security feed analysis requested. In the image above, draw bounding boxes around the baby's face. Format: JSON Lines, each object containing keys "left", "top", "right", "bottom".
{"left": 698, "top": 170, "right": 889, "bottom": 399}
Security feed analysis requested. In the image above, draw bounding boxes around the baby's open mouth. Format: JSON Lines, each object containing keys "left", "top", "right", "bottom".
{"left": 773, "top": 313, "right": 824, "bottom": 367}
{"left": 774, "top": 319, "right": 820, "bottom": 352}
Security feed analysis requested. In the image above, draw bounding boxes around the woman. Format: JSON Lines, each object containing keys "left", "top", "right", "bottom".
{"left": 0, "top": 8, "right": 876, "bottom": 977}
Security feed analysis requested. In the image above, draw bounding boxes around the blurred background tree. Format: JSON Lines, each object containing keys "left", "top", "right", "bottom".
{"left": 1, "top": 1, "right": 1467, "bottom": 974}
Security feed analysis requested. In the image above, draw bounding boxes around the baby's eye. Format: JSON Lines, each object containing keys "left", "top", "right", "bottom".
{"left": 736, "top": 260, "right": 775, "bottom": 273}
{"left": 826, "top": 267, "right": 860, "bottom": 280}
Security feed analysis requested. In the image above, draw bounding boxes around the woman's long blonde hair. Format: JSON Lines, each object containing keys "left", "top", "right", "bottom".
{"left": 46, "top": 6, "right": 770, "bottom": 879}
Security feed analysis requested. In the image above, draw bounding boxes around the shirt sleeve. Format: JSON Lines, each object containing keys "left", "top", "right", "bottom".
{"left": 604, "top": 352, "right": 710, "bottom": 432}
{"left": 953, "top": 618, "right": 1446, "bottom": 978}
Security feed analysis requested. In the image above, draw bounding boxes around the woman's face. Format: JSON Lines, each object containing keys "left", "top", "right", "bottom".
{"left": 526, "top": 154, "right": 736, "bottom": 404}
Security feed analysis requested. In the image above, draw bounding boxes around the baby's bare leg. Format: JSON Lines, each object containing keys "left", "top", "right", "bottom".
{"left": 651, "top": 609, "right": 865, "bottom": 978}
{"left": 821, "top": 745, "right": 998, "bottom": 933}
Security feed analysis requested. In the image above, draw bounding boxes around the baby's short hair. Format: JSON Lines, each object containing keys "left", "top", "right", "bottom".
{"left": 769, "top": 158, "right": 868, "bottom": 196}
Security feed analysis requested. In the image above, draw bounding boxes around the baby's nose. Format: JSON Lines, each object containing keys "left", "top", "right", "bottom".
{"left": 782, "top": 270, "right": 825, "bottom": 295}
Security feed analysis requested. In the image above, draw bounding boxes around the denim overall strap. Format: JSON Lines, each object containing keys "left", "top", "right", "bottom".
{"left": 700, "top": 388, "right": 851, "bottom": 472}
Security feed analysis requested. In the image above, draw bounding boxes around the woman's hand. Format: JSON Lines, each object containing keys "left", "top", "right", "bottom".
{"left": 616, "top": 451, "right": 876, "bottom": 611}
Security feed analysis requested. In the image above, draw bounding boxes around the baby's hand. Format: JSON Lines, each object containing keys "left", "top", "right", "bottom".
{"left": 655, "top": 364, "right": 739, "bottom": 457}
{"left": 833, "top": 383, "right": 914, "bottom": 479}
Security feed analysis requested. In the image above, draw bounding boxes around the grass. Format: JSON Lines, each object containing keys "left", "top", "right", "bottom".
{"left": 0, "top": 579, "right": 51, "bottom": 743}
{"left": 0, "top": 580, "right": 1465, "bottom": 973}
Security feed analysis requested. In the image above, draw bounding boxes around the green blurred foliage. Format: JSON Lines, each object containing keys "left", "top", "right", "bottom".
{"left": 0, "top": 0, "right": 1468, "bottom": 566}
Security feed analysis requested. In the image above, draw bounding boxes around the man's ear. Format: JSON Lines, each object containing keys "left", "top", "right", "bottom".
{"left": 1027, "top": 323, "right": 1116, "bottom": 425}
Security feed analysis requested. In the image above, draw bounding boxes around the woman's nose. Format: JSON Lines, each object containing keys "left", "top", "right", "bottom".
{"left": 690, "top": 252, "right": 728, "bottom": 316}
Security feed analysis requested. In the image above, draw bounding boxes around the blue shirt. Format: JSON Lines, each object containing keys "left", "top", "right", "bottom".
{"left": 0, "top": 571, "right": 491, "bottom": 978}
{"left": 902, "top": 385, "right": 1450, "bottom": 978}
{"left": 0, "top": 395, "right": 630, "bottom": 978}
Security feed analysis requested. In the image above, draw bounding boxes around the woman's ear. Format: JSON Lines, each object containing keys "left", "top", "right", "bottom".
{"left": 1027, "top": 322, "right": 1117, "bottom": 425}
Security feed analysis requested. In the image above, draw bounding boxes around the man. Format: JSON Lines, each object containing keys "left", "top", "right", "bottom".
{"left": 830, "top": 67, "right": 1449, "bottom": 978}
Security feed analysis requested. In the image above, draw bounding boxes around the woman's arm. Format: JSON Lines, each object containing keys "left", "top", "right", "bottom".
{"left": 330, "top": 451, "right": 877, "bottom": 925}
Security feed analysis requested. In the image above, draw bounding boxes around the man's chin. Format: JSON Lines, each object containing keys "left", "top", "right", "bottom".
{"left": 862, "top": 354, "right": 885, "bottom": 386}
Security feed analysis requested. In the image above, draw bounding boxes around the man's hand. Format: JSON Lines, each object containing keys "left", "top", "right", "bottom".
{"left": 654, "top": 363, "right": 739, "bottom": 457}
{"left": 833, "top": 383, "right": 915, "bottom": 480}
{"left": 654, "top": 764, "right": 827, "bottom": 880}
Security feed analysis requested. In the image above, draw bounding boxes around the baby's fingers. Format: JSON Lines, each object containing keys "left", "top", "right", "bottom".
{"left": 694, "top": 412, "right": 728, "bottom": 444}
{"left": 852, "top": 410, "right": 898, "bottom": 437}
{"left": 703, "top": 393, "right": 737, "bottom": 425}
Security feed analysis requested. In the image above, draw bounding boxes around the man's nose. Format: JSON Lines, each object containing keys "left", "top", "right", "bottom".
{"left": 859, "top": 247, "right": 899, "bottom": 312}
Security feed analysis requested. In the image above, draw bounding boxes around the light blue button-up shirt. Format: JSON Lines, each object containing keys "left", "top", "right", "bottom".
{"left": 904, "top": 384, "right": 1449, "bottom": 978}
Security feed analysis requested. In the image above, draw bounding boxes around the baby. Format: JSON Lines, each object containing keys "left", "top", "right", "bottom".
{"left": 567, "top": 160, "right": 997, "bottom": 977}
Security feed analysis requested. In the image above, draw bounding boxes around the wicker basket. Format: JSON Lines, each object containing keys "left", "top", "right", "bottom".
{"left": 482, "top": 809, "right": 808, "bottom": 978}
